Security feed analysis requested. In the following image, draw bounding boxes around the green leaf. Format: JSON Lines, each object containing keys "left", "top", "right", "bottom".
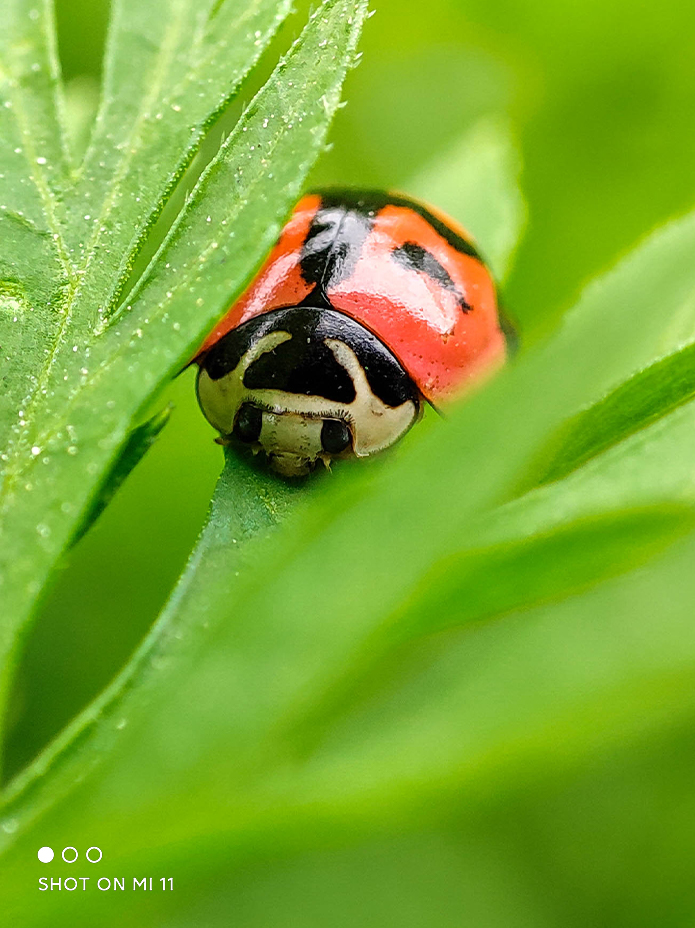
{"left": 6, "top": 404, "right": 695, "bottom": 925}
{"left": 0, "top": 449, "right": 302, "bottom": 848}
{"left": 66, "top": 0, "right": 294, "bottom": 317}
{"left": 401, "top": 507, "right": 692, "bottom": 637}
{"left": 276, "top": 397, "right": 695, "bottom": 747}
{"left": 7, "top": 203, "right": 695, "bottom": 906}
{"left": 537, "top": 339, "right": 695, "bottom": 485}
{"left": 0, "top": 0, "right": 71, "bottom": 447}
{"left": 406, "top": 116, "right": 526, "bottom": 281}
{"left": 69, "top": 405, "right": 172, "bottom": 546}
{"left": 522, "top": 212, "right": 695, "bottom": 489}
{"left": 0, "top": 0, "right": 368, "bottom": 747}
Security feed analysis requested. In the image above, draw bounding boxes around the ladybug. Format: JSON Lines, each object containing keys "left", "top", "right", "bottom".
{"left": 196, "top": 189, "right": 513, "bottom": 477}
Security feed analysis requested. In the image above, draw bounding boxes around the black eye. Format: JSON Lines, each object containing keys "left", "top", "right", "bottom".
{"left": 321, "top": 418, "right": 351, "bottom": 455}
{"left": 234, "top": 403, "right": 263, "bottom": 443}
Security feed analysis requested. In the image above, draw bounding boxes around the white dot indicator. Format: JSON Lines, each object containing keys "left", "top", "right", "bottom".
{"left": 37, "top": 846, "right": 54, "bottom": 863}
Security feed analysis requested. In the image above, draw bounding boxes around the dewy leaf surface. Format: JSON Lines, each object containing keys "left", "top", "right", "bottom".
{"left": 0, "top": 0, "right": 368, "bottom": 745}
{"left": 64, "top": 0, "right": 294, "bottom": 317}
{"left": 0, "top": 0, "right": 71, "bottom": 447}
{"left": 68, "top": 404, "right": 172, "bottom": 546}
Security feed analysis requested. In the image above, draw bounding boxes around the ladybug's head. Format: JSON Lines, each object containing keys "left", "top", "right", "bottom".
{"left": 196, "top": 306, "right": 421, "bottom": 477}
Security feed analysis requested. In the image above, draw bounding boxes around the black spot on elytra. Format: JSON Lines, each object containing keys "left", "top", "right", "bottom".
{"left": 310, "top": 188, "right": 485, "bottom": 264}
{"left": 299, "top": 205, "right": 372, "bottom": 296}
{"left": 391, "top": 241, "right": 472, "bottom": 312}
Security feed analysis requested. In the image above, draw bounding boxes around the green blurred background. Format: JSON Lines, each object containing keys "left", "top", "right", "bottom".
{"left": 6, "top": 0, "right": 695, "bottom": 791}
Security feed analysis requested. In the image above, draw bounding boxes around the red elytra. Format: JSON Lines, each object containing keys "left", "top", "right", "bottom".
{"left": 197, "top": 190, "right": 510, "bottom": 403}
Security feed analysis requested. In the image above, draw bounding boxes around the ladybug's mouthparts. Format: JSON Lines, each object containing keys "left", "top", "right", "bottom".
{"left": 267, "top": 451, "right": 315, "bottom": 478}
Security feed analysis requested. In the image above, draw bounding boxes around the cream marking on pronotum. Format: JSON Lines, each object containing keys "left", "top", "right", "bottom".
{"left": 197, "top": 330, "right": 419, "bottom": 476}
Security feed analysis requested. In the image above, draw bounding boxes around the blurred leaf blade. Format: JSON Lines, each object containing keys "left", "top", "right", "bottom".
{"left": 537, "top": 340, "right": 695, "bottom": 485}
{"left": 290, "top": 537, "right": 695, "bottom": 821}
{"left": 6, "top": 517, "right": 695, "bottom": 926}
{"left": 507, "top": 209, "right": 695, "bottom": 491}
{"left": 251, "top": 389, "right": 695, "bottom": 755}
{"left": 68, "top": 405, "right": 172, "bottom": 546}
{"left": 280, "top": 507, "right": 695, "bottom": 754}
{"left": 0, "top": 449, "right": 303, "bottom": 850}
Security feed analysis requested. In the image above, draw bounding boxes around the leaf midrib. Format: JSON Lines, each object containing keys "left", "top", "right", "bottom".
{"left": 71, "top": 13, "right": 188, "bottom": 284}
{"left": 95, "top": 0, "right": 280, "bottom": 330}
{"left": 0, "top": 42, "right": 78, "bottom": 478}
{"left": 27, "top": 41, "right": 326, "bottom": 452}
{"left": 1, "top": 0, "right": 247, "bottom": 478}
{"left": 0, "top": 68, "right": 74, "bottom": 281}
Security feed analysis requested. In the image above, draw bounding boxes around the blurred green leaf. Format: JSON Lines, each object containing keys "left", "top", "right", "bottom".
{"left": 402, "top": 507, "right": 692, "bottom": 637}
{"left": 11, "top": 122, "right": 695, "bottom": 928}
{"left": 283, "top": 395, "right": 695, "bottom": 746}
{"left": 537, "top": 340, "right": 695, "bottom": 485}
{"left": 69, "top": 405, "right": 172, "bottom": 546}
{"left": 0, "top": 0, "right": 368, "bottom": 749}
{"left": 511, "top": 212, "right": 695, "bottom": 489}
{"left": 0, "top": 449, "right": 301, "bottom": 847}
